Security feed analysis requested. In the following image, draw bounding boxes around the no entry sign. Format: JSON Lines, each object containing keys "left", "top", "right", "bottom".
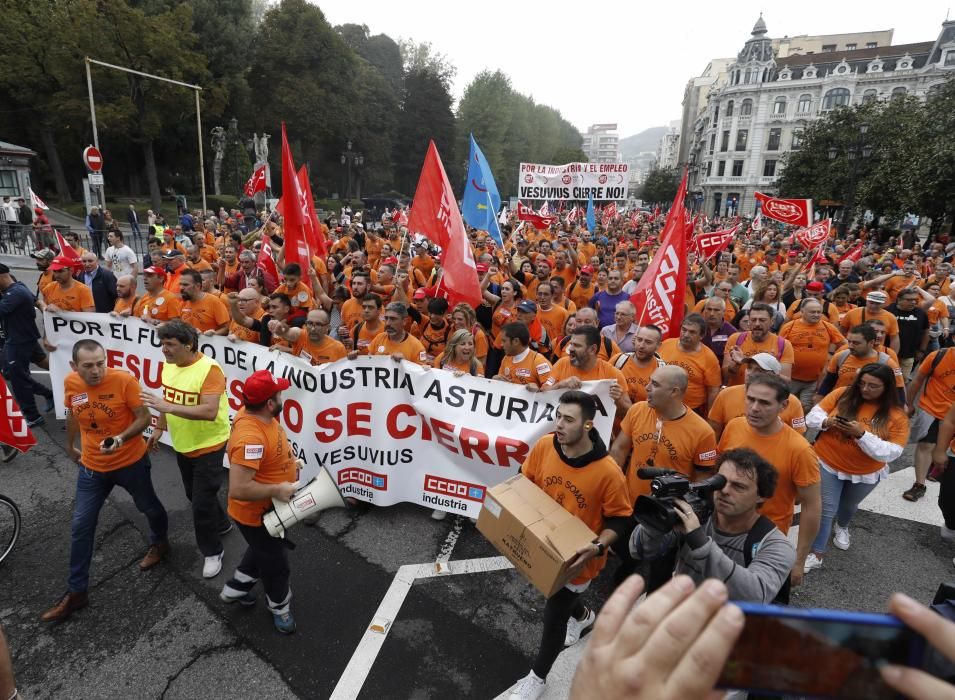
{"left": 83, "top": 146, "right": 103, "bottom": 172}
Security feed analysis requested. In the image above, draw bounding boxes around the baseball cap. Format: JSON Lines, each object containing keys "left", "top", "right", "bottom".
{"left": 30, "top": 249, "right": 55, "bottom": 261}
{"left": 806, "top": 281, "right": 825, "bottom": 293}
{"left": 240, "top": 369, "right": 291, "bottom": 404}
{"left": 49, "top": 255, "right": 79, "bottom": 271}
{"left": 0, "top": 263, "right": 10, "bottom": 275}
{"left": 412, "top": 288, "right": 427, "bottom": 300}
{"left": 381, "top": 256, "right": 399, "bottom": 266}
{"left": 143, "top": 265, "right": 167, "bottom": 277}
{"left": 866, "top": 291, "right": 888, "bottom": 304}
{"left": 742, "top": 353, "right": 782, "bottom": 373}
{"left": 580, "top": 265, "right": 595, "bottom": 275}
{"left": 162, "top": 249, "right": 184, "bottom": 259}
{"left": 475, "top": 262, "right": 489, "bottom": 274}
{"left": 516, "top": 300, "right": 538, "bottom": 314}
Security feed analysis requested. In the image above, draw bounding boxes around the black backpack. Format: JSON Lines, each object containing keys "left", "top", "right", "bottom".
{"left": 743, "top": 515, "right": 791, "bottom": 605}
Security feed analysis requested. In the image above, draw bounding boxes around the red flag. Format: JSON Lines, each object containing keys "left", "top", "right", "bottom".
{"left": 692, "top": 224, "right": 741, "bottom": 261}
{"left": 838, "top": 240, "right": 865, "bottom": 264}
{"left": 629, "top": 210, "right": 639, "bottom": 229}
{"left": 279, "top": 123, "right": 311, "bottom": 271}
{"left": 55, "top": 230, "right": 81, "bottom": 260}
{"left": 297, "top": 166, "right": 327, "bottom": 258}
{"left": 630, "top": 170, "right": 689, "bottom": 339}
{"left": 516, "top": 201, "right": 557, "bottom": 229}
{"left": 754, "top": 192, "right": 813, "bottom": 227}
{"left": 601, "top": 202, "right": 618, "bottom": 227}
{"left": 794, "top": 219, "right": 832, "bottom": 250}
{"left": 651, "top": 205, "right": 661, "bottom": 222}
{"left": 243, "top": 165, "right": 267, "bottom": 198}
{"left": 406, "top": 140, "right": 482, "bottom": 308}
{"left": 0, "top": 380, "right": 37, "bottom": 454}
{"left": 567, "top": 206, "right": 579, "bottom": 224}
{"left": 256, "top": 239, "right": 280, "bottom": 290}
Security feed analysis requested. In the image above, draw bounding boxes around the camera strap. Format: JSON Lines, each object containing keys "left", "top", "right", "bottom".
{"left": 645, "top": 419, "right": 664, "bottom": 467}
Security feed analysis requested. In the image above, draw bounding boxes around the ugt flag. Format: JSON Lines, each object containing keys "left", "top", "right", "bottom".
{"left": 461, "top": 135, "right": 503, "bottom": 247}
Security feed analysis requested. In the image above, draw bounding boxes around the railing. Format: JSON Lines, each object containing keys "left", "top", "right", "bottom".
{"left": 0, "top": 223, "right": 153, "bottom": 259}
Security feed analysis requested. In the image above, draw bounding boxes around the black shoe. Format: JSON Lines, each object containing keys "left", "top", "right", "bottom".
{"left": 1, "top": 445, "right": 19, "bottom": 463}
{"left": 26, "top": 415, "right": 45, "bottom": 428}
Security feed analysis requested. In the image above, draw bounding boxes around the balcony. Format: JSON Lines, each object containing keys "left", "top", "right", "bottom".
{"left": 737, "top": 115, "right": 752, "bottom": 123}
{"left": 794, "top": 110, "right": 814, "bottom": 119}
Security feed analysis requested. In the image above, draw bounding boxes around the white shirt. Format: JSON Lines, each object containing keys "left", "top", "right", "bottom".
{"left": 105, "top": 244, "right": 138, "bottom": 277}
{"left": 1, "top": 203, "right": 16, "bottom": 223}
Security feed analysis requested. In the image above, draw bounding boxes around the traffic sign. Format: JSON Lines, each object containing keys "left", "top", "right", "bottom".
{"left": 88, "top": 172, "right": 104, "bottom": 186}
{"left": 83, "top": 145, "right": 103, "bottom": 172}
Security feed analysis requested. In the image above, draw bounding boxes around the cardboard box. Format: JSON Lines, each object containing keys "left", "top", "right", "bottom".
{"left": 477, "top": 475, "right": 597, "bottom": 598}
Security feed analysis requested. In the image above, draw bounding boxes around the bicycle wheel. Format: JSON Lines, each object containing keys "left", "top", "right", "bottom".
{"left": 0, "top": 495, "right": 21, "bottom": 565}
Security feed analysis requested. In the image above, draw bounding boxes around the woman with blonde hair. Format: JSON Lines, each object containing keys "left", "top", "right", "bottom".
{"left": 450, "top": 303, "right": 489, "bottom": 368}
{"left": 434, "top": 329, "right": 482, "bottom": 376}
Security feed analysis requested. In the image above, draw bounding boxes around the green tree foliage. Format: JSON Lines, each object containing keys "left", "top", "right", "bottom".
{"left": 640, "top": 167, "right": 679, "bottom": 204}
{"left": 394, "top": 68, "right": 458, "bottom": 196}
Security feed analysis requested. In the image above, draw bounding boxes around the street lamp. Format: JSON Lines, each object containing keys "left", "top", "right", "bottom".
{"left": 827, "top": 123, "right": 871, "bottom": 236}
{"left": 340, "top": 140, "right": 364, "bottom": 202}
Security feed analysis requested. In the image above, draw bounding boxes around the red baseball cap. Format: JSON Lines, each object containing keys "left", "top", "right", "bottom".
{"left": 381, "top": 256, "right": 399, "bottom": 266}
{"left": 241, "top": 369, "right": 291, "bottom": 404}
{"left": 806, "top": 281, "right": 825, "bottom": 292}
{"left": 143, "top": 266, "right": 167, "bottom": 277}
{"left": 475, "top": 262, "right": 489, "bottom": 274}
{"left": 49, "top": 255, "right": 80, "bottom": 271}
{"left": 580, "top": 265, "right": 595, "bottom": 275}
{"left": 413, "top": 288, "right": 428, "bottom": 300}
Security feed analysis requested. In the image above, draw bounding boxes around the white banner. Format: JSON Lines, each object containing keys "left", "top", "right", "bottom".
{"left": 518, "top": 162, "right": 629, "bottom": 202}
{"left": 44, "top": 313, "right": 614, "bottom": 518}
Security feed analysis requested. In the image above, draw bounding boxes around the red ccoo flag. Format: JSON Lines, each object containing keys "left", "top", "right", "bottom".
{"left": 243, "top": 165, "right": 267, "bottom": 198}
{"left": 279, "top": 123, "right": 311, "bottom": 272}
{"left": 54, "top": 229, "right": 81, "bottom": 260}
{"left": 754, "top": 192, "right": 813, "bottom": 227}
{"left": 297, "top": 166, "right": 327, "bottom": 258}
{"left": 0, "top": 380, "right": 37, "bottom": 454}
{"left": 794, "top": 219, "right": 832, "bottom": 251}
{"left": 406, "top": 140, "right": 482, "bottom": 308}
{"left": 630, "top": 170, "right": 689, "bottom": 339}
{"left": 692, "top": 224, "right": 741, "bottom": 261}
{"left": 516, "top": 201, "right": 557, "bottom": 229}
{"left": 838, "top": 240, "right": 865, "bottom": 264}
{"left": 256, "top": 239, "right": 280, "bottom": 291}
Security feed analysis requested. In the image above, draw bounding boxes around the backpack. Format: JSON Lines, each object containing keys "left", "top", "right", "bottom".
{"left": 734, "top": 331, "right": 785, "bottom": 359}
{"left": 613, "top": 352, "right": 666, "bottom": 370}
{"left": 743, "top": 515, "right": 791, "bottom": 605}
{"left": 834, "top": 349, "right": 890, "bottom": 371}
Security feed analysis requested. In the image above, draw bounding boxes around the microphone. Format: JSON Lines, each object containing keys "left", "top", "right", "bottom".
{"left": 636, "top": 467, "right": 679, "bottom": 479}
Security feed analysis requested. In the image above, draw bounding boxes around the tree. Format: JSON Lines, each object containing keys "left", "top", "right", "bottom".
{"left": 640, "top": 167, "right": 679, "bottom": 204}
{"left": 398, "top": 39, "right": 456, "bottom": 89}
{"left": 394, "top": 68, "right": 457, "bottom": 195}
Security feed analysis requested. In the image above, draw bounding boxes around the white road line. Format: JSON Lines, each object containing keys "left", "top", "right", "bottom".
{"left": 435, "top": 516, "right": 464, "bottom": 564}
{"left": 29, "top": 370, "right": 50, "bottom": 375}
{"left": 330, "top": 556, "right": 513, "bottom": 700}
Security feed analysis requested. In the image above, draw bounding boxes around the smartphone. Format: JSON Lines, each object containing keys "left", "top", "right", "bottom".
{"left": 718, "top": 602, "right": 927, "bottom": 700}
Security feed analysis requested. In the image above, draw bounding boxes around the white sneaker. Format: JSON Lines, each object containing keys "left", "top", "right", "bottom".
{"left": 430, "top": 509, "right": 448, "bottom": 521}
{"left": 804, "top": 553, "right": 824, "bottom": 573}
{"left": 508, "top": 672, "right": 546, "bottom": 700}
{"left": 203, "top": 551, "right": 224, "bottom": 578}
{"left": 942, "top": 525, "right": 955, "bottom": 542}
{"left": 564, "top": 607, "right": 596, "bottom": 646}
{"left": 833, "top": 524, "right": 851, "bottom": 551}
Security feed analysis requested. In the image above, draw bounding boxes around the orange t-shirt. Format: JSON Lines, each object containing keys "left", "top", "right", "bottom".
{"left": 814, "top": 387, "right": 908, "bottom": 475}
{"left": 839, "top": 307, "right": 899, "bottom": 338}
{"left": 610, "top": 354, "right": 661, "bottom": 404}
{"left": 43, "top": 281, "right": 94, "bottom": 311}
{"left": 164, "top": 267, "right": 185, "bottom": 294}
{"left": 365, "top": 237, "right": 384, "bottom": 269}
{"left": 916, "top": 348, "right": 955, "bottom": 418}
{"left": 352, "top": 320, "right": 385, "bottom": 355}
{"left": 551, "top": 265, "right": 576, "bottom": 288}
{"left": 187, "top": 258, "right": 213, "bottom": 273}
{"left": 275, "top": 281, "right": 315, "bottom": 312}
{"left": 724, "top": 332, "right": 795, "bottom": 385}
{"left": 567, "top": 280, "right": 596, "bottom": 310}
{"left": 779, "top": 319, "right": 845, "bottom": 382}
{"left": 718, "top": 418, "right": 820, "bottom": 534}
{"left": 537, "top": 305, "right": 569, "bottom": 344}
{"left": 927, "top": 298, "right": 949, "bottom": 325}
{"left": 230, "top": 308, "right": 264, "bottom": 343}
{"left": 368, "top": 332, "right": 427, "bottom": 364}
{"left": 64, "top": 369, "right": 147, "bottom": 472}
{"left": 293, "top": 333, "right": 346, "bottom": 365}
{"left": 433, "top": 352, "right": 483, "bottom": 375}
{"left": 619, "top": 401, "right": 718, "bottom": 501}
{"left": 226, "top": 409, "right": 298, "bottom": 526}
{"left": 340, "top": 297, "right": 364, "bottom": 333}
{"left": 883, "top": 274, "right": 917, "bottom": 302}
{"left": 521, "top": 435, "right": 632, "bottom": 583}
{"left": 658, "top": 339, "right": 722, "bottom": 409}
{"left": 707, "top": 384, "right": 806, "bottom": 435}
{"left": 420, "top": 322, "right": 452, "bottom": 363}
{"left": 491, "top": 304, "right": 517, "bottom": 349}
{"left": 551, "top": 357, "right": 628, "bottom": 398}
{"left": 498, "top": 350, "right": 554, "bottom": 387}
{"left": 181, "top": 294, "right": 230, "bottom": 333}
{"left": 826, "top": 350, "right": 905, "bottom": 391}
{"left": 113, "top": 295, "right": 137, "bottom": 315}
{"left": 411, "top": 255, "right": 435, "bottom": 279}
{"left": 134, "top": 289, "right": 183, "bottom": 322}
{"left": 471, "top": 326, "right": 490, "bottom": 360}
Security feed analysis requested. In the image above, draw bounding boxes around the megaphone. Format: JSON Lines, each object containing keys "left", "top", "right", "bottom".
{"left": 263, "top": 466, "right": 347, "bottom": 537}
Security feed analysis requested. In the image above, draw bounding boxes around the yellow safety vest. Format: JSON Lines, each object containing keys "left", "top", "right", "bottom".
{"left": 161, "top": 353, "right": 230, "bottom": 453}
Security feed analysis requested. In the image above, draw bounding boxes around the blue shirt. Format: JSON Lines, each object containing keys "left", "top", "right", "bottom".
{"left": 0, "top": 281, "right": 40, "bottom": 345}
{"left": 589, "top": 290, "right": 630, "bottom": 328}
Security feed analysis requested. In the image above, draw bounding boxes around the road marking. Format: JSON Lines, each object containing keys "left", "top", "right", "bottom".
{"left": 30, "top": 370, "right": 50, "bottom": 375}
{"left": 860, "top": 466, "right": 943, "bottom": 526}
{"left": 435, "top": 515, "right": 464, "bottom": 565}
{"left": 330, "top": 556, "right": 513, "bottom": 700}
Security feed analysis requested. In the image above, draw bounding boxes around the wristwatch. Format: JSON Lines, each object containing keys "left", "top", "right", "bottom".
{"left": 593, "top": 540, "right": 606, "bottom": 556}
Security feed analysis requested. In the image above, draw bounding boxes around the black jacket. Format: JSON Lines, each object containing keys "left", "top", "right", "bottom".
{"left": 76, "top": 267, "right": 117, "bottom": 313}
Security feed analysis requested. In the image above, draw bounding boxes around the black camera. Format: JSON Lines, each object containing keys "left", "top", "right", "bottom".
{"left": 633, "top": 468, "right": 727, "bottom": 531}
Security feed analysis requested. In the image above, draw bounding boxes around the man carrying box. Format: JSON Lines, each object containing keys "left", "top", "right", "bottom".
{"left": 506, "top": 390, "right": 633, "bottom": 700}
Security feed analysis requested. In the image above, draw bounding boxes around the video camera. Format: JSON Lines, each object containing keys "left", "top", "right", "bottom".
{"left": 633, "top": 468, "right": 727, "bottom": 532}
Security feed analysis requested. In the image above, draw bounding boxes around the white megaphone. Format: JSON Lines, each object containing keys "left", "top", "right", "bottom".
{"left": 263, "top": 466, "right": 347, "bottom": 537}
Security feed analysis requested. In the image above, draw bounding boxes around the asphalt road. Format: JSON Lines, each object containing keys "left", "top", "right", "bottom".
{"left": 2, "top": 261, "right": 954, "bottom": 699}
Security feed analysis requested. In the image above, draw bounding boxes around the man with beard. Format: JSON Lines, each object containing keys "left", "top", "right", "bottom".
{"left": 363, "top": 301, "right": 426, "bottom": 364}
{"left": 610, "top": 325, "right": 666, "bottom": 404}
{"left": 659, "top": 314, "right": 723, "bottom": 415}
{"left": 179, "top": 271, "right": 230, "bottom": 335}
{"left": 544, "top": 326, "right": 631, "bottom": 420}
{"left": 505, "top": 391, "right": 632, "bottom": 700}
{"left": 111, "top": 275, "right": 138, "bottom": 317}
{"left": 723, "top": 303, "right": 794, "bottom": 385}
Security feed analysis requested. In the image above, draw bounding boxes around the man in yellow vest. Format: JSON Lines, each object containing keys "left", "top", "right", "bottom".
{"left": 142, "top": 320, "right": 233, "bottom": 579}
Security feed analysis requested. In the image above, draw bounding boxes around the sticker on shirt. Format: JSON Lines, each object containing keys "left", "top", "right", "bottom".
{"left": 71, "top": 393, "right": 89, "bottom": 406}
{"left": 699, "top": 449, "right": 718, "bottom": 462}
{"left": 515, "top": 368, "right": 532, "bottom": 378}
{"left": 155, "top": 297, "right": 164, "bottom": 306}
{"left": 151, "top": 307, "right": 159, "bottom": 315}
{"left": 297, "top": 291, "right": 309, "bottom": 303}
{"left": 244, "top": 444, "right": 265, "bottom": 460}
{"left": 535, "top": 363, "right": 550, "bottom": 374}
{"left": 791, "top": 417, "right": 807, "bottom": 429}
{"left": 418, "top": 351, "right": 427, "bottom": 362}
{"left": 377, "top": 345, "right": 385, "bottom": 353}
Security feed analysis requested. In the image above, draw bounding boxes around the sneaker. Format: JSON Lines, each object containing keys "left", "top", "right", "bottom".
{"left": 26, "top": 415, "right": 45, "bottom": 428}
{"left": 1, "top": 445, "right": 19, "bottom": 463}
{"left": 42, "top": 395, "right": 55, "bottom": 414}
{"left": 804, "top": 553, "right": 824, "bottom": 573}
{"left": 903, "top": 483, "right": 927, "bottom": 502}
{"left": 508, "top": 671, "right": 546, "bottom": 700}
{"left": 564, "top": 607, "right": 596, "bottom": 646}
{"left": 942, "top": 525, "right": 955, "bottom": 542}
{"left": 217, "top": 520, "right": 234, "bottom": 536}
{"left": 833, "top": 524, "right": 851, "bottom": 551}
{"left": 272, "top": 610, "right": 296, "bottom": 634}
{"left": 220, "top": 589, "right": 257, "bottom": 607}
{"left": 431, "top": 509, "right": 448, "bottom": 521}
{"left": 202, "top": 551, "right": 224, "bottom": 579}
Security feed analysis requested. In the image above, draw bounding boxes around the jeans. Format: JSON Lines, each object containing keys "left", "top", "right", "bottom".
{"left": 532, "top": 586, "right": 585, "bottom": 678}
{"left": 812, "top": 467, "right": 879, "bottom": 554}
{"left": 223, "top": 523, "right": 292, "bottom": 614}
{"left": 789, "top": 379, "right": 817, "bottom": 413}
{"left": 68, "top": 454, "right": 168, "bottom": 592}
{"left": 89, "top": 230, "right": 104, "bottom": 258}
{"left": 0, "top": 342, "right": 53, "bottom": 421}
{"left": 175, "top": 446, "right": 230, "bottom": 556}
{"left": 938, "top": 456, "right": 955, "bottom": 530}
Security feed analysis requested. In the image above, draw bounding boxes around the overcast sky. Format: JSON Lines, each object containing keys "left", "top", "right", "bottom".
{"left": 315, "top": 1, "right": 950, "bottom": 138}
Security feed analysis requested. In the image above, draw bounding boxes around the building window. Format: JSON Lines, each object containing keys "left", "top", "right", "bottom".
{"left": 735, "top": 130, "right": 748, "bottom": 151}
{"left": 0, "top": 171, "right": 16, "bottom": 197}
{"left": 714, "top": 105, "right": 720, "bottom": 122}
{"left": 797, "top": 94, "right": 812, "bottom": 112}
{"left": 709, "top": 134, "right": 715, "bottom": 154}
{"left": 732, "top": 160, "right": 744, "bottom": 177}
{"left": 791, "top": 130, "right": 803, "bottom": 150}
{"left": 846, "top": 43, "right": 857, "bottom": 51}
{"left": 773, "top": 97, "right": 787, "bottom": 115}
{"left": 718, "top": 160, "right": 726, "bottom": 176}
{"left": 862, "top": 89, "right": 878, "bottom": 104}
{"left": 945, "top": 51, "right": 955, "bottom": 66}
{"left": 891, "top": 86, "right": 907, "bottom": 99}
{"left": 866, "top": 42, "right": 878, "bottom": 49}
{"left": 706, "top": 161, "right": 713, "bottom": 176}
{"left": 740, "top": 99, "right": 753, "bottom": 116}
{"left": 822, "top": 44, "right": 836, "bottom": 52}
{"left": 822, "top": 88, "right": 851, "bottom": 110}
{"left": 767, "top": 128, "right": 781, "bottom": 151}
{"left": 763, "top": 160, "right": 777, "bottom": 177}
{"left": 726, "top": 100, "right": 734, "bottom": 117}
{"left": 720, "top": 130, "right": 730, "bottom": 151}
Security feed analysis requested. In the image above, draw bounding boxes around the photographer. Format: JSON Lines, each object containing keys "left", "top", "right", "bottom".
{"left": 629, "top": 448, "right": 795, "bottom": 603}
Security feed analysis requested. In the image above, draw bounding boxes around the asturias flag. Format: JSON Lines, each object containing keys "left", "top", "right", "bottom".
{"left": 461, "top": 134, "right": 503, "bottom": 247}
{"left": 586, "top": 195, "right": 595, "bottom": 231}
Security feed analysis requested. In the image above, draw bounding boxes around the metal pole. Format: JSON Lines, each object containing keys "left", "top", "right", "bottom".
{"left": 195, "top": 90, "right": 206, "bottom": 215}
{"left": 84, "top": 58, "right": 105, "bottom": 210}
